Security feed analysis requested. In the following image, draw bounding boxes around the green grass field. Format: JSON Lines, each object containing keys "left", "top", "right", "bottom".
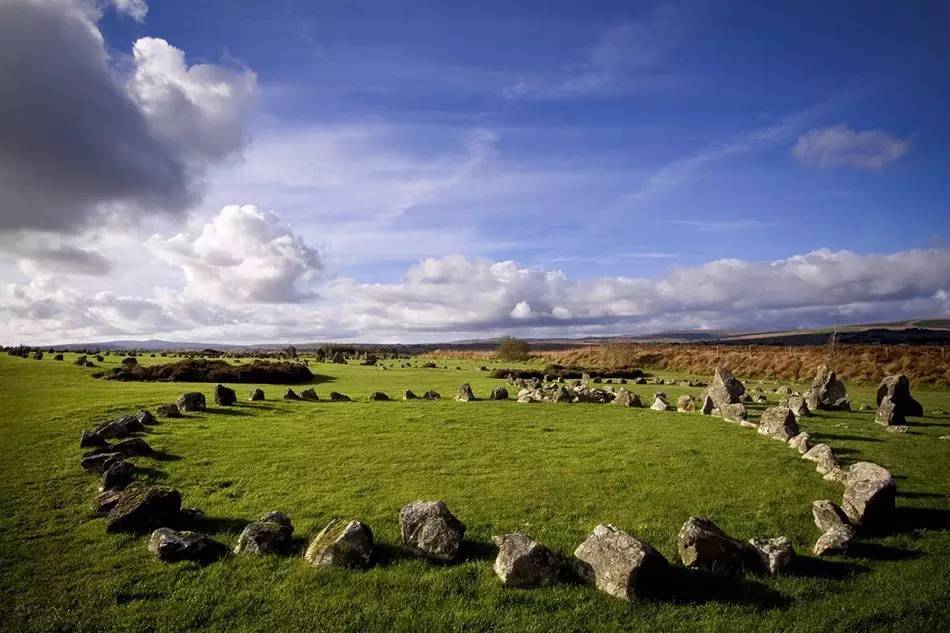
{"left": 1, "top": 353, "right": 949, "bottom": 632}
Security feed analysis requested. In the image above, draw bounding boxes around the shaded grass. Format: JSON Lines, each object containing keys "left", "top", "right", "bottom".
{"left": 1, "top": 353, "right": 949, "bottom": 632}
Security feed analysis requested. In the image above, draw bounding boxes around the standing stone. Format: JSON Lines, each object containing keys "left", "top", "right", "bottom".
{"left": 613, "top": 388, "right": 641, "bottom": 407}
{"left": 156, "top": 403, "right": 181, "bottom": 418}
{"left": 757, "top": 406, "right": 799, "bottom": 441}
{"left": 249, "top": 388, "right": 265, "bottom": 401}
{"left": 707, "top": 367, "right": 746, "bottom": 407}
{"left": 677, "top": 516, "right": 753, "bottom": 574}
{"left": 404, "top": 390, "right": 419, "bottom": 400}
{"left": 808, "top": 365, "right": 850, "bottom": 411}
{"left": 676, "top": 394, "right": 697, "bottom": 413}
{"left": 700, "top": 394, "right": 716, "bottom": 415}
{"left": 802, "top": 444, "right": 840, "bottom": 475}
{"left": 782, "top": 395, "right": 810, "bottom": 419}
{"left": 788, "top": 432, "right": 811, "bottom": 454}
{"left": 148, "top": 528, "right": 226, "bottom": 564}
{"left": 492, "top": 533, "right": 561, "bottom": 588}
{"left": 748, "top": 536, "right": 794, "bottom": 575}
{"left": 455, "top": 383, "right": 475, "bottom": 402}
{"left": 329, "top": 391, "right": 351, "bottom": 402}
{"left": 234, "top": 511, "right": 294, "bottom": 555}
{"left": 875, "top": 396, "right": 900, "bottom": 426}
{"left": 399, "top": 500, "right": 466, "bottom": 561}
{"left": 423, "top": 390, "right": 441, "bottom": 400}
{"left": 283, "top": 388, "right": 301, "bottom": 400}
{"left": 842, "top": 462, "right": 896, "bottom": 528}
{"left": 876, "top": 374, "right": 923, "bottom": 423}
{"left": 812, "top": 500, "right": 851, "bottom": 532}
{"left": 80, "top": 429, "right": 107, "bottom": 448}
{"left": 573, "top": 524, "right": 668, "bottom": 602}
{"left": 489, "top": 387, "right": 509, "bottom": 400}
{"left": 214, "top": 384, "right": 237, "bottom": 406}
{"left": 650, "top": 392, "right": 669, "bottom": 411}
{"left": 176, "top": 392, "right": 206, "bottom": 412}
{"left": 306, "top": 518, "right": 375, "bottom": 569}
{"left": 106, "top": 485, "right": 182, "bottom": 533}
{"left": 301, "top": 388, "right": 320, "bottom": 401}
{"left": 368, "top": 391, "right": 390, "bottom": 401}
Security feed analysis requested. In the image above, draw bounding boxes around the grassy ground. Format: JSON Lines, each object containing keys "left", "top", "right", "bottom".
{"left": 1, "top": 353, "right": 948, "bottom": 632}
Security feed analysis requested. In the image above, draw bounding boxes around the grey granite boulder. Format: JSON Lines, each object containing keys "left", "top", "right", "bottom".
{"left": 842, "top": 462, "right": 896, "bottom": 528}
{"left": 305, "top": 518, "right": 375, "bottom": 569}
{"left": 876, "top": 374, "right": 923, "bottom": 424}
{"left": 812, "top": 500, "right": 850, "bottom": 532}
{"left": 573, "top": 523, "right": 668, "bottom": 602}
{"left": 489, "top": 387, "right": 509, "bottom": 400}
{"left": 176, "top": 392, "right": 206, "bottom": 412}
{"left": 492, "top": 533, "right": 561, "bottom": 588}
{"left": 455, "top": 383, "right": 475, "bottom": 402}
{"left": 106, "top": 485, "right": 182, "bottom": 533}
{"left": 613, "top": 388, "right": 641, "bottom": 407}
{"left": 757, "top": 406, "right": 799, "bottom": 441}
{"left": 156, "top": 403, "right": 181, "bottom": 418}
{"left": 399, "top": 500, "right": 466, "bottom": 561}
{"left": 788, "top": 432, "right": 811, "bottom": 454}
{"left": 802, "top": 444, "right": 840, "bottom": 475}
{"left": 148, "top": 528, "right": 226, "bottom": 564}
{"left": 707, "top": 367, "right": 746, "bottom": 407}
{"left": 813, "top": 524, "right": 856, "bottom": 557}
{"left": 808, "top": 364, "right": 850, "bottom": 411}
{"left": 748, "top": 536, "right": 794, "bottom": 575}
{"left": 677, "top": 516, "right": 753, "bottom": 574}
{"left": 233, "top": 511, "right": 294, "bottom": 555}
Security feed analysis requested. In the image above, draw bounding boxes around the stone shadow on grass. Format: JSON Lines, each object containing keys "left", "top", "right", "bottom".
{"left": 809, "top": 433, "right": 883, "bottom": 443}
{"left": 892, "top": 506, "right": 950, "bottom": 533}
{"left": 848, "top": 542, "right": 922, "bottom": 562}
{"left": 185, "top": 513, "right": 250, "bottom": 536}
{"left": 790, "top": 556, "right": 868, "bottom": 580}
{"left": 653, "top": 566, "right": 789, "bottom": 609}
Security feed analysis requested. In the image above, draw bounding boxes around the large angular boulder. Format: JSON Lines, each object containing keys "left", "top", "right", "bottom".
{"left": 148, "top": 528, "right": 226, "bottom": 564}
{"left": 93, "top": 437, "right": 154, "bottom": 457}
{"left": 283, "top": 388, "right": 301, "bottom": 400}
{"left": 233, "top": 511, "right": 294, "bottom": 555}
{"left": 91, "top": 489, "right": 124, "bottom": 516}
{"left": 80, "top": 429, "right": 107, "bottom": 448}
{"left": 842, "top": 462, "right": 896, "bottom": 528}
{"left": 650, "top": 392, "right": 669, "bottom": 411}
{"left": 676, "top": 394, "right": 697, "bottom": 413}
{"left": 249, "top": 388, "right": 265, "bottom": 401}
{"left": 489, "top": 387, "right": 509, "bottom": 400}
{"left": 573, "top": 524, "right": 668, "bottom": 602}
{"left": 156, "top": 403, "right": 181, "bottom": 418}
{"left": 106, "top": 485, "right": 182, "bottom": 533}
{"left": 812, "top": 500, "right": 851, "bottom": 532}
{"left": 707, "top": 367, "right": 746, "bottom": 407}
{"left": 214, "top": 384, "right": 237, "bottom": 406}
{"left": 780, "top": 394, "right": 810, "bottom": 419}
{"left": 80, "top": 452, "right": 123, "bottom": 473}
{"left": 92, "top": 412, "right": 147, "bottom": 440}
{"left": 748, "top": 536, "right": 794, "bottom": 575}
{"left": 403, "top": 389, "right": 419, "bottom": 400}
{"left": 305, "top": 518, "right": 374, "bottom": 569}
{"left": 875, "top": 374, "right": 923, "bottom": 424}
{"left": 788, "top": 432, "right": 811, "bottom": 454}
{"left": 455, "top": 383, "right": 475, "bottom": 402}
{"left": 813, "top": 524, "right": 856, "bottom": 557}
{"left": 719, "top": 403, "right": 748, "bottom": 424}
{"left": 492, "top": 533, "right": 561, "bottom": 588}
{"left": 613, "top": 388, "right": 641, "bottom": 407}
{"left": 423, "top": 390, "right": 441, "bottom": 400}
{"left": 808, "top": 365, "right": 850, "bottom": 411}
{"left": 757, "top": 406, "right": 799, "bottom": 441}
{"left": 301, "top": 388, "right": 320, "bottom": 401}
{"left": 399, "top": 500, "right": 466, "bottom": 561}
{"left": 176, "top": 392, "right": 206, "bottom": 412}
{"left": 677, "top": 516, "right": 753, "bottom": 574}
{"left": 802, "top": 444, "right": 840, "bottom": 475}
{"left": 368, "top": 391, "right": 390, "bottom": 401}
{"left": 100, "top": 460, "right": 135, "bottom": 491}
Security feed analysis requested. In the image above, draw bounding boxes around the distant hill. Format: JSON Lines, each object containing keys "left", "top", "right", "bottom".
{"left": 35, "top": 317, "right": 950, "bottom": 352}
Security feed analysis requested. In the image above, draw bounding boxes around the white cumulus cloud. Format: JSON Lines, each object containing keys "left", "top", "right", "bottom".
{"left": 147, "top": 204, "right": 322, "bottom": 304}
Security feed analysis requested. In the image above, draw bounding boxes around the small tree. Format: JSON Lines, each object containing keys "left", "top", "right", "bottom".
{"left": 497, "top": 336, "right": 530, "bottom": 361}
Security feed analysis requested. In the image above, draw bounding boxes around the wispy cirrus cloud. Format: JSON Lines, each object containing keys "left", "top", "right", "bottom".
{"left": 792, "top": 125, "right": 910, "bottom": 171}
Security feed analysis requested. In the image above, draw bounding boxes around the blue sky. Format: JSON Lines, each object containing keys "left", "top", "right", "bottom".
{"left": 0, "top": 0, "right": 948, "bottom": 343}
